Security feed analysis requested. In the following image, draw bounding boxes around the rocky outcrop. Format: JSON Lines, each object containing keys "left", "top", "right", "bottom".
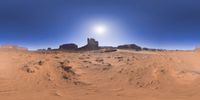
{"left": 117, "top": 44, "right": 142, "bottom": 51}
{"left": 59, "top": 44, "right": 78, "bottom": 50}
{"left": 142, "top": 48, "right": 166, "bottom": 51}
{"left": 79, "top": 38, "right": 99, "bottom": 50}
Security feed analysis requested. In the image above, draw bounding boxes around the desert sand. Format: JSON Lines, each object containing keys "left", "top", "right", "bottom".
{"left": 0, "top": 49, "right": 200, "bottom": 100}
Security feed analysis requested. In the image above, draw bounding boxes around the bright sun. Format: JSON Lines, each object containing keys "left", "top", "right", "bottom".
{"left": 94, "top": 25, "right": 106, "bottom": 35}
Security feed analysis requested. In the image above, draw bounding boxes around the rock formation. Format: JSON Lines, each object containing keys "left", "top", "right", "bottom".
{"left": 79, "top": 38, "right": 99, "bottom": 50}
{"left": 59, "top": 43, "right": 78, "bottom": 50}
{"left": 142, "top": 48, "right": 165, "bottom": 51}
{"left": 117, "top": 44, "right": 142, "bottom": 51}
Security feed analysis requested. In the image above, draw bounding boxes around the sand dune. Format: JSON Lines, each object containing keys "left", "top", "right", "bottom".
{"left": 0, "top": 49, "right": 200, "bottom": 100}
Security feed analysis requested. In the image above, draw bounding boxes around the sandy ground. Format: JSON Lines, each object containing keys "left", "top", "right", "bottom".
{"left": 0, "top": 49, "right": 200, "bottom": 100}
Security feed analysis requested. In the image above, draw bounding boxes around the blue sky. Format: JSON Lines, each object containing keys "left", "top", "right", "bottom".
{"left": 0, "top": 0, "right": 200, "bottom": 50}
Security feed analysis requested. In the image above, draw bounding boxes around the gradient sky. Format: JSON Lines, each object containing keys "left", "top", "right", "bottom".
{"left": 0, "top": 0, "right": 200, "bottom": 50}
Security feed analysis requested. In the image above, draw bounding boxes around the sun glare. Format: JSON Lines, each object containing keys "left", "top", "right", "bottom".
{"left": 94, "top": 25, "right": 106, "bottom": 35}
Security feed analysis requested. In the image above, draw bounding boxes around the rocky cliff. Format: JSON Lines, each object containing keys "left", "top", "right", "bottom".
{"left": 79, "top": 38, "right": 99, "bottom": 50}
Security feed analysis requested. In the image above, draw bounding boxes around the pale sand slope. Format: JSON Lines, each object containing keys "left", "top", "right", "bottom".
{"left": 0, "top": 49, "right": 200, "bottom": 100}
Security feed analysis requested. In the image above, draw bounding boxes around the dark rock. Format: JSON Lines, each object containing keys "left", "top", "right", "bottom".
{"left": 142, "top": 48, "right": 165, "bottom": 51}
{"left": 117, "top": 44, "right": 142, "bottom": 51}
{"left": 63, "top": 66, "right": 72, "bottom": 72}
{"left": 37, "top": 60, "right": 44, "bottom": 65}
{"left": 59, "top": 43, "right": 78, "bottom": 50}
{"left": 47, "top": 48, "right": 52, "bottom": 50}
{"left": 79, "top": 38, "right": 99, "bottom": 50}
{"left": 142, "top": 48, "right": 149, "bottom": 51}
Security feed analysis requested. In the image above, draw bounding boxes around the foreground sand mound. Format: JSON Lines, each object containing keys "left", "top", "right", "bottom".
{"left": 0, "top": 50, "right": 200, "bottom": 100}
{"left": 19, "top": 54, "right": 85, "bottom": 87}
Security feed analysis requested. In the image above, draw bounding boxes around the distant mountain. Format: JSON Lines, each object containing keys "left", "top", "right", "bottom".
{"left": 0, "top": 45, "right": 28, "bottom": 51}
{"left": 117, "top": 44, "right": 142, "bottom": 51}
{"left": 195, "top": 47, "right": 200, "bottom": 52}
